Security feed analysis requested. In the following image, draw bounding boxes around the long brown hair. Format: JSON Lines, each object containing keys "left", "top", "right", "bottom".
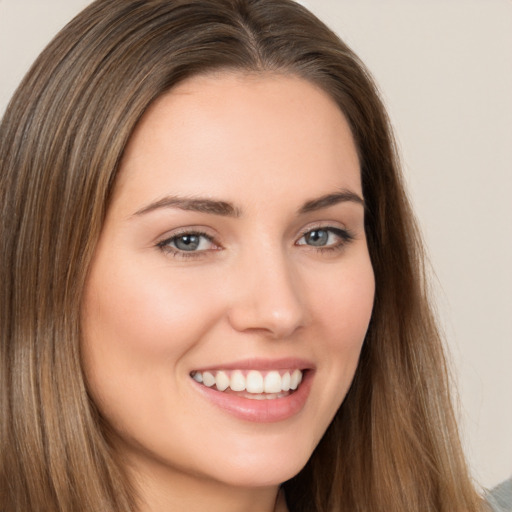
{"left": 0, "top": 1, "right": 483, "bottom": 510}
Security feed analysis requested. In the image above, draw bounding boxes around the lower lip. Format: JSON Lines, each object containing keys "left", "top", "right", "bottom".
{"left": 191, "top": 370, "right": 314, "bottom": 423}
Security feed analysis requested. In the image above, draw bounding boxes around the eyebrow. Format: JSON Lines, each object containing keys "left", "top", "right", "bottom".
{"left": 133, "top": 196, "right": 241, "bottom": 217}
{"left": 132, "top": 189, "right": 364, "bottom": 218}
{"left": 298, "top": 190, "right": 365, "bottom": 214}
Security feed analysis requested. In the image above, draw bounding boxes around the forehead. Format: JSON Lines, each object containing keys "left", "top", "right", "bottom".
{"left": 113, "top": 72, "right": 361, "bottom": 216}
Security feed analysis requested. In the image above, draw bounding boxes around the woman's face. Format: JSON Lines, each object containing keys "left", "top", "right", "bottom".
{"left": 82, "top": 73, "right": 374, "bottom": 492}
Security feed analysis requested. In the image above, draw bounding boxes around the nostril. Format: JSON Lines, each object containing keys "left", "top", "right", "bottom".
{"left": 226, "top": 294, "right": 305, "bottom": 338}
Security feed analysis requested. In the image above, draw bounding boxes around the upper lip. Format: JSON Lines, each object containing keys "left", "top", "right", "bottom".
{"left": 191, "top": 357, "right": 315, "bottom": 373}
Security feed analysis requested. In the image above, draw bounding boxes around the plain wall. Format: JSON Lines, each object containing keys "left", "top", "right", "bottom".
{"left": 1, "top": 0, "right": 511, "bottom": 491}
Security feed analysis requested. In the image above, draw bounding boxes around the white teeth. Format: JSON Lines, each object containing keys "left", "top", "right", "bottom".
{"left": 246, "top": 370, "right": 264, "bottom": 393}
{"left": 230, "top": 370, "right": 246, "bottom": 392}
{"left": 191, "top": 369, "right": 304, "bottom": 395}
{"left": 290, "top": 369, "right": 302, "bottom": 390}
{"left": 281, "top": 372, "right": 291, "bottom": 391}
{"left": 202, "top": 371, "right": 216, "bottom": 387}
{"left": 215, "top": 371, "right": 230, "bottom": 391}
{"left": 264, "top": 371, "right": 282, "bottom": 393}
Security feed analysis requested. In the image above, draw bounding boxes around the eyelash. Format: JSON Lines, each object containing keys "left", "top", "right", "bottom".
{"left": 156, "top": 229, "right": 216, "bottom": 259}
{"left": 156, "top": 226, "right": 355, "bottom": 260}
{"left": 297, "top": 226, "right": 354, "bottom": 254}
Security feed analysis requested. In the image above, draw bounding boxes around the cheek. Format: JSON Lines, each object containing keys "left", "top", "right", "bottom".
{"left": 80, "top": 259, "right": 226, "bottom": 429}
{"left": 307, "top": 256, "right": 374, "bottom": 405}
{"left": 80, "top": 258, "right": 224, "bottom": 436}
{"left": 313, "top": 255, "right": 375, "bottom": 343}
{"left": 82, "top": 260, "right": 218, "bottom": 361}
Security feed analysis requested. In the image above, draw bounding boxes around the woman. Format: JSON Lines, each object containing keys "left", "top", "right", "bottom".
{"left": 0, "top": 0, "right": 488, "bottom": 511}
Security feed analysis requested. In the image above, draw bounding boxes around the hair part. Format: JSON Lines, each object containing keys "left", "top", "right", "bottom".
{"left": 0, "top": 1, "right": 483, "bottom": 511}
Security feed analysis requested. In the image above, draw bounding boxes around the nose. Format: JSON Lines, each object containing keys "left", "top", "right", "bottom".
{"left": 226, "top": 248, "right": 306, "bottom": 339}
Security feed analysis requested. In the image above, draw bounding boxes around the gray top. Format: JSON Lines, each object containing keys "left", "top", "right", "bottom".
{"left": 486, "top": 478, "right": 512, "bottom": 512}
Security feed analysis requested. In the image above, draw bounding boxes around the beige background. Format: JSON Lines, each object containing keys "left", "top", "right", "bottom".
{"left": 1, "top": 0, "right": 510, "bottom": 490}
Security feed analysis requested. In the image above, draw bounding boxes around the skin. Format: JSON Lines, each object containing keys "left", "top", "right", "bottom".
{"left": 81, "top": 72, "right": 375, "bottom": 512}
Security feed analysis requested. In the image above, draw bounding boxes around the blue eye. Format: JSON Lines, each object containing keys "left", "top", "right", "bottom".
{"left": 297, "top": 227, "right": 353, "bottom": 249}
{"left": 173, "top": 234, "right": 203, "bottom": 251}
{"left": 158, "top": 231, "right": 215, "bottom": 255}
{"left": 303, "top": 229, "right": 330, "bottom": 246}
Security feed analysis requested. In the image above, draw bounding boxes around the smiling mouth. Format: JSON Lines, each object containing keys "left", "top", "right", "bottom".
{"left": 190, "top": 369, "right": 304, "bottom": 400}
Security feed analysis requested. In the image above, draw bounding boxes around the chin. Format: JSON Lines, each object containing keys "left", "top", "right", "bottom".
{"left": 201, "top": 437, "right": 314, "bottom": 488}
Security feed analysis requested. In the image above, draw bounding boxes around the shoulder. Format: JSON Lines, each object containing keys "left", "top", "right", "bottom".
{"left": 486, "top": 478, "right": 512, "bottom": 512}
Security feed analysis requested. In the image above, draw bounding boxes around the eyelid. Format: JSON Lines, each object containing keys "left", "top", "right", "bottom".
{"left": 156, "top": 228, "right": 221, "bottom": 259}
{"left": 296, "top": 221, "right": 351, "bottom": 239}
{"left": 295, "top": 224, "right": 355, "bottom": 250}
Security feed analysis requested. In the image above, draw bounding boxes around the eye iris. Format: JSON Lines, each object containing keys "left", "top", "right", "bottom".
{"left": 306, "top": 229, "right": 328, "bottom": 246}
{"left": 174, "top": 234, "right": 201, "bottom": 251}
